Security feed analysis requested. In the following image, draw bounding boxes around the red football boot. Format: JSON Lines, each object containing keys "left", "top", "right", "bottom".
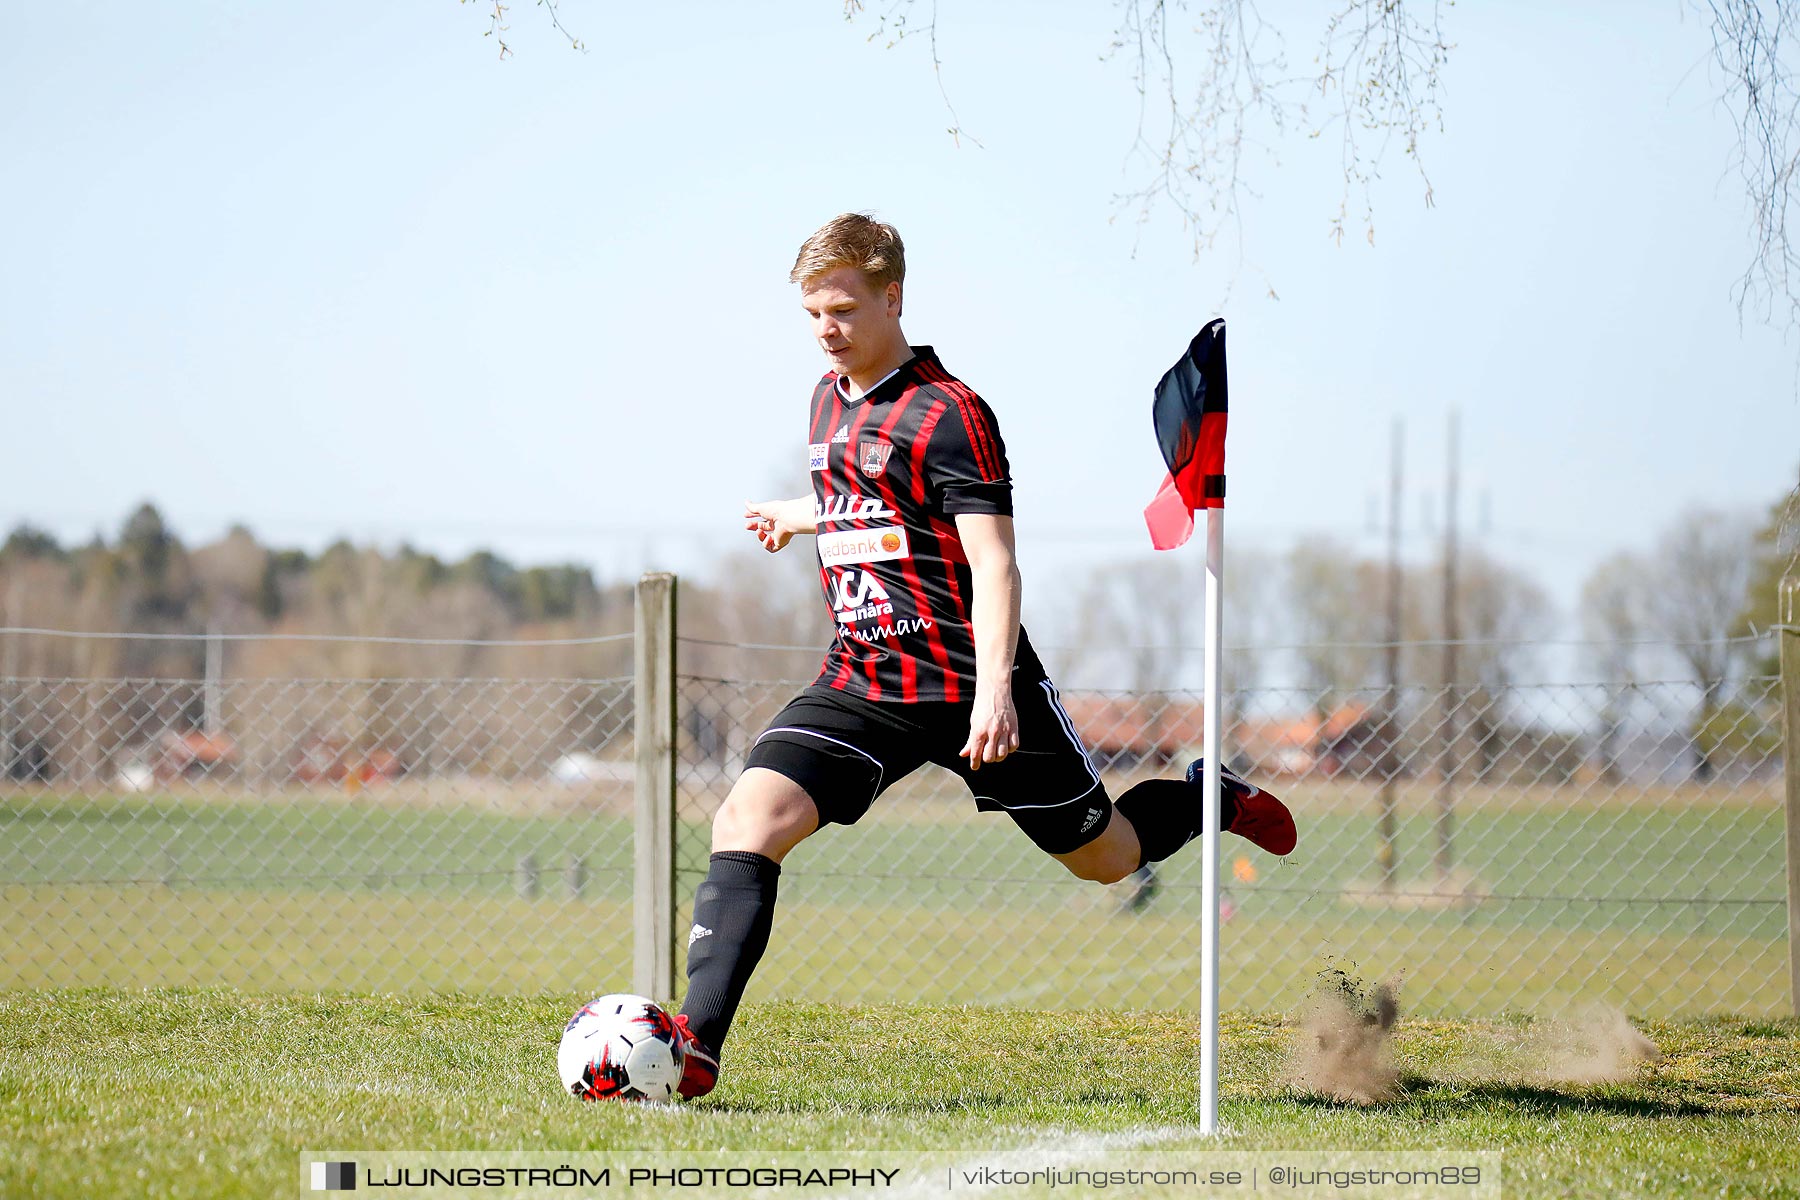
{"left": 672, "top": 1013, "right": 719, "bottom": 1100}
{"left": 1186, "top": 759, "right": 1297, "bottom": 856}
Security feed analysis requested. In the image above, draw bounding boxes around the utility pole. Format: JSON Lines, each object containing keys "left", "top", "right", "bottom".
{"left": 1436, "top": 411, "right": 1460, "bottom": 879}
{"left": 1781, "top": 574, "right": 1799, "bottom": 1017}
{"left": 1378, "top": 419, "right": 1402, "bottom": 891}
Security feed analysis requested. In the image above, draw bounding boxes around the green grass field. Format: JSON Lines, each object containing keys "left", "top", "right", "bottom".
{"left": 5, "top": 782, "right": 1797, "bottom": 1197}
{"left": 3, "top": 990, "right": 1797, "bottom": 1199}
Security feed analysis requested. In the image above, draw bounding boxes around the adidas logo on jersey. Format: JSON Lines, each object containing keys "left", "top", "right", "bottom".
{"left": 831, "top": 424, "right": 850, "bottom": 444}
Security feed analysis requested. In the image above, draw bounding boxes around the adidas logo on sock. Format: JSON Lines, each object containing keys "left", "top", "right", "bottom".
{"left": 687, "top": 924, "right": 714, "bottom": 947}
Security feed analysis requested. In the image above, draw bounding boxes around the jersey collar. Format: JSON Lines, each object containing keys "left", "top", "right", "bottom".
{"left": 834, "top": 345, "right": 939, "bottom": 405}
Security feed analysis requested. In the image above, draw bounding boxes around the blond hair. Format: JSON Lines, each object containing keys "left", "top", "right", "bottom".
{"left": 790, "top": 213, "right": 906, "bottom": 291}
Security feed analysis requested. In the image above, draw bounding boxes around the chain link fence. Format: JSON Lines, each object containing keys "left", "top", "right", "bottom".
{"left": 1, "top": 653, "right": 637, "bottom": 992}
{"left": 675, "top": 653, "right": 1792, "bottom": 1019}
{"left": 3, "top": 612, "right": 1794, "bottom": 1019}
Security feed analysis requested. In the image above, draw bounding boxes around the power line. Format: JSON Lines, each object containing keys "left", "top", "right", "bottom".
{"left": 1, "top": 626, "right": 1775, "bottom": 654}
{"left": 0, "top": 627, "right": 632, "bottom": 648}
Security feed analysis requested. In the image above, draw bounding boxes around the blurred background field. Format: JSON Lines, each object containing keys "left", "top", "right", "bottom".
{"left": 3, "top": 483, "right": 1791, "bottom": 1029}
{"left": 5, "top": 765, "right": 1787, "bottom": 1016}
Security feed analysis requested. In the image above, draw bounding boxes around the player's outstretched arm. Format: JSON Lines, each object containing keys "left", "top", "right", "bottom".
{"left": 956, "top": 512, "right": 1022, "bottom": 770}
{"left": 743, "top": 497, "right": 817, "bottom": 553}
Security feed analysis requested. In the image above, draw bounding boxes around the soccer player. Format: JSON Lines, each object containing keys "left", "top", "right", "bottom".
{"left": 671, "top": 214, "right": 1296, "bottom": 1098}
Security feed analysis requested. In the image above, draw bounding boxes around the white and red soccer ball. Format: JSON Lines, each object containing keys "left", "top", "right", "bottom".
{"left": 557, "top": 994, "right": 685, "bottom": 1102}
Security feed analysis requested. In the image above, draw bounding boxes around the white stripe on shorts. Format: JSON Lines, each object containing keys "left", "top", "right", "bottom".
{"left": 973, "top": 680, "right": 1103, "bottom": 811}
{"left": 754, "top": 725, "right": 887, "bottom": 797}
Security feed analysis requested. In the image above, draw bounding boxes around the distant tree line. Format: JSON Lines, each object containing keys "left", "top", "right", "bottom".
{"left": 0, "top": 503, "right": 633, "bottom": 680}
{"left": 1, "top": 485, "right": 1791, "bottom": 711}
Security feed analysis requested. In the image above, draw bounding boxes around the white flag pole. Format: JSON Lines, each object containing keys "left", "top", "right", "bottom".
{"left": 1199, "top": 503, "right": 1225, "bottom": 1135}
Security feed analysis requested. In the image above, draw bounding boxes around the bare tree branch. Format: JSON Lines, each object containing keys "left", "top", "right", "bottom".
{"left": 844, "top": 0, "right": 981, "bottom": 146}
{"left": 845, "top": 2, "right": 1448, "bottom": 270}
{"left": 1308, "top": 0, "right": 1450, "bottom": 247}
{"left": 463, "top": 0, "right": 585, "bottom": 60}
{"left": 1108, "top": 0, "right": 1288, "bottom": 265}
{"left": 1108, "top": 0, "right": 1449, "bottom": 256}
{"left": 1700, "top": 1, "right": 1800, "bottom": 328}
{"left": 1697, "top": 3, "right": 1800, "bottom": 531}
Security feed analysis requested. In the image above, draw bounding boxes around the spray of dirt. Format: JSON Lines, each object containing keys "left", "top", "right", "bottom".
{"left": 1287, "top": 967, "right": 1402, "bottom": 1104}
{"left": 1526, "top": 1004, "right": 1661, "bottom": 1085}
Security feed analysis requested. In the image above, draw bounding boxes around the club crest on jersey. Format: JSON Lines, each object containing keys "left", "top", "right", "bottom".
{"left": 808, "top": 442, "right": 828, "bottom": 472}
{"left": 858, "top": 440, "right": 894, "bottom": 478}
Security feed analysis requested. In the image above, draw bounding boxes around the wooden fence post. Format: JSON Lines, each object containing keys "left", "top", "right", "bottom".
{"left": 633, "top": 573, "right": 677, "bottom": 1001}
{"left": 1780, "top": 574, "right": 1799, "bottom": 1018}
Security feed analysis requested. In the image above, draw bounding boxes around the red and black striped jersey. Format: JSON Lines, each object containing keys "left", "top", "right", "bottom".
{"left": 806, "top": 346, "right": 1044, "bottom": 703}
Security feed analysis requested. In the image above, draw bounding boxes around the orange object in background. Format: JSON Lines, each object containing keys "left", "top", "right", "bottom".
{"left": 151, "top": 731, "right": 237, "bottom": 782}
{"left": 292, "top": 736, "right": 405, "bottom": 787}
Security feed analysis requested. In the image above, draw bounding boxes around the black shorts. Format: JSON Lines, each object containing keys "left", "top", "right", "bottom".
{"left": 743, "top": 678, "right": 1112, "bottom": 855}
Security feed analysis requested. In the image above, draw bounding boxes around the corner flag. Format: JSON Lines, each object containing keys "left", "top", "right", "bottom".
{"left": 1143, "top": 318, "right": 1230, "bottom": 1135}
{"left": 1143, "top": 318, "right": 1228, "bottom": 550}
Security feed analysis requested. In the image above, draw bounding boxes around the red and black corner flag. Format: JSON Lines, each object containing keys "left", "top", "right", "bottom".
{"left": 1143, "top": 318, "right": 1228, "bottom": 550}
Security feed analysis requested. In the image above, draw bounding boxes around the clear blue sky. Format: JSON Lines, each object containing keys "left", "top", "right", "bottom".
{"left": 5, "top": 0, "right": 1795, "bottom": 637}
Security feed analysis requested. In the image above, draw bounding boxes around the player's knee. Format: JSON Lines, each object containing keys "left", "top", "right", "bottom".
{"left": 712, "top": 794, "right": 804, "bottom": 849}
{"left": 1050, "top": 806, "right": 1139, "bottom": 884}
{"left": 712, "top": 773, "right": 819, "bottom": 858}
{"left": 1079, "top": 858, "right": 1136, "bottom": 885}
{"left": 1055, "top": 843, "right": 1137, "bottom": 885}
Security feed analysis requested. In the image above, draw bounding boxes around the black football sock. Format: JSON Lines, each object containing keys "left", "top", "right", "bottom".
{"left": 1112, "top": 777, "right": 1241, "bottom": 868}
{"left": 678, "top": 850, "right": 781, "bottom": 1054}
